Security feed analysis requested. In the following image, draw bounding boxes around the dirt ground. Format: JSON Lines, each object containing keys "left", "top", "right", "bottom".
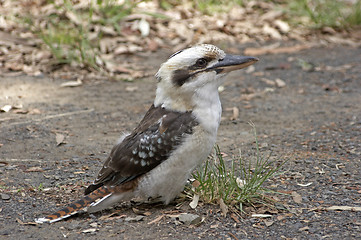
{"left": 1, "top": 43, "right": 360, "bottom": 239}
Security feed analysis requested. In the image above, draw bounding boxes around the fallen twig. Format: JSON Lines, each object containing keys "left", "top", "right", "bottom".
{"left": 1, "top": 109, "right": 94, "bottom": 127}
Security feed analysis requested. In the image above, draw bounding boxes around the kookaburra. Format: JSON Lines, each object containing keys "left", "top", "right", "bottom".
{"left": 35, "top": 44, "right": 258, "bottom": 223}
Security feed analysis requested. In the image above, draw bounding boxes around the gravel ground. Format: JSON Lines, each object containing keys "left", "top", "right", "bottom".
{"left": 0, "top": 43, "right": 360, "bottom": 239}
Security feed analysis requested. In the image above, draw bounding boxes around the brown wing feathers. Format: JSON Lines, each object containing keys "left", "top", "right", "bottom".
{"left": 36, "top": 105, "right": 198, "bottom": 223}
{"left": 85, "top": 105, "right": 198, "bottom": 195}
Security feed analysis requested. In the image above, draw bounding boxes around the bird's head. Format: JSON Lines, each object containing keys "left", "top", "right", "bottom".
{"left": 154, "top": 44, "right": 258, "bottom": 111}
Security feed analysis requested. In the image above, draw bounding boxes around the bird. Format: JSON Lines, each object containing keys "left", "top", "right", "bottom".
{"left": 35, "top": 44, "right": 258, "bottom": 223}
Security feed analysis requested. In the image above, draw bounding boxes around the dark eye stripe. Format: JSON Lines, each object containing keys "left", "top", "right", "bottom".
{"left": 169, "top": 54, "right": 217, "bottom": 87}
{"left": 172, "top": 69, "right": 192, "bottom": 86}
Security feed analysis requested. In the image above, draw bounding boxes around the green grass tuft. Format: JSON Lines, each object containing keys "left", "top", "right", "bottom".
{"left": 158, "top": 0, "right": 245, "bottom": 14}
{"left": 287, "top": 0, "right": 361, "bottom": 28}
{"left": 190, "top": 124, "right": 285, "bottom": 213}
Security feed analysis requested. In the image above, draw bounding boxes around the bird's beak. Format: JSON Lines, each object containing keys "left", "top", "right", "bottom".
{"left": 209, "top": 55, "right": 259, "bottom": 74}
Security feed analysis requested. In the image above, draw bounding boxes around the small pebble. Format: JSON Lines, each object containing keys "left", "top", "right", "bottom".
{"left": 90, "top": 222, "right": 98, "bottom": 228}
{"left": 177, "top": 213, "right": 201, "bottom": 225}
{"left": 275, "top": 78, "right": 286, "bottom": 88}
{"left": 125, "top": 216, "right": 144, "bottom": 222}
{"left": 1, "top": 193, "right": 10, "bottom": 200}
{"left": 66, "top": 222, "right": 80, "bottom": 230}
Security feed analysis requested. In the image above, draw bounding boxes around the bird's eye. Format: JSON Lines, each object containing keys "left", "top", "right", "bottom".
{"left": 195, "top": 58, "right": 208, "bottom": 68}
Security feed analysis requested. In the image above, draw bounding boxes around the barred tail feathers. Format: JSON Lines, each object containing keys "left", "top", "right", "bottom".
{"left": 35, "top": 186, "right": 112, "bottom": 223}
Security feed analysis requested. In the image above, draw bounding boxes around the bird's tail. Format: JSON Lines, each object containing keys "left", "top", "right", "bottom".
{"left": 35, "top": 186, "right": 111, "bottom": 223}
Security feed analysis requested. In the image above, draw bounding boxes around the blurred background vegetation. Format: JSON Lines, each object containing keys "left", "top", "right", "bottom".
{"left": 0, "top": 0, "right": 360, "bottom": 76}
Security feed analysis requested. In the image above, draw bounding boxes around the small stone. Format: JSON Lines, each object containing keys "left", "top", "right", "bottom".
{"left": 177, "top": 213, "right": 201, "bottom": 225}
{"left": 274, "top": 20, "right": 290, "bottom": 33}
{"left": 116, "top": 218, "right": 124, "bottom": 223}
{"left": 0, "top": 230, "right": 10, "bottom": 235}
{"left": 260, "top": 142, "right": 269, "bottom": 148}
{"left": 275, "top": 78, "right": 286, "bottom": 88}
{"left": 66, "top": 223, "right": 80, "bottom": 230}
{"left": 299, "top": 226, "right": 310, "bottom": 231}
{"left": 125, "top": 215, "right": 144, "bottom": 222}
{"left": 1, "top": 193, "right": 10, "bottom": 200}
{"left": 89, "top": 222, "right": 98, "bottom": 228}
{"left": 0, "top": 105, "right": 12, "bottom": 112}
{"left": 82, "top": 228, "right": 97, "bottom": 233}
{"left": 264, "top": 220, "right": 274, "bottom": 227}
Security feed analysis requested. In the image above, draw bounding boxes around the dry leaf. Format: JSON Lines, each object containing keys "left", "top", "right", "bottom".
{"left": 1, "top": 105, "right": 12, "bottom": 112}
{"left": 82, "top": 228, "right": 97, "bottom": 233}
{"left": 192, "top": 180, "right": 200, "bottom": 188}
{"left": 177, "top": 213, "right": 201, "bottom": 225}
{"left": 274, "top": 20, "right": 290, "bottom": 33}
{"left": 189, "top": 193, "right": 199, "bottom": 209}
{"left": 298, "top": 59, "right": 315, "bottom": 72}
{"left": 138, "top": 18, "right": 150, "bottom": 37}
{"left": 230, "top": 213, "right": 240, "bottom": 223}
{"left": 100, "top": 26, "right": 117, "bottom": 36}
{"left": 245, "top": 44, "right": 313, "bottom": 56}
{"left": 245, "top": 65, "right": 255, "bottom": 74}
{"left": 125, "top": 86, "right": 138, "bottom": 92}
{"left": 65, "top": 11, "right": 82, "bottom": 25}
{"left": 210, "top": 224, "right": 219, "bottom": 228}
{"left": 326, "top": 206, "right": 361, "bottom": 211}
{"left": 219, "top": 198, "right": 228, "bottom": 217}
{"left": 55, "top": 133, "right": 65, "bottom": 146}
{"left": 12, "top": 103, "right": 23, "bottom": 109}
{"left": 299, "top": 226, "right": 309, "bottom": 231}
{"left": 166, "top": 213, "right": 182, "bottom": 218}
{"left": 291, "top": 191, "right": 302, "bottom": 204}
{"left": 132, "top": 208, "right": 143, "bottom": 215}
{"left": 24, "top": 166, "right": 44, "bottom": 172}
{"left": 260, "top": 10, "right": 283, "bottom": 21}
{"left": 230, "top": 107, "right": 239, "bottom": 120}
{"left": 89, "top": 222, "right": 98, "bottom": 228}
{"left": 5, "top": 61, "right": 24, "bottom": 71}
{"left": 105, "top": 62, "right": 131, "bottom": 74}
{"left": 60, "top": 79, "right": 82, "bottom": 87}
{"left": 297, "top": 182, "right": 313, "bottom": 187}
{"left": 251, "top": 214, "right": 272, "bottom": 218}
{"left": 264, "top": 220, "right": 274, "bottom": 227}
{"left": 143, "top": 211, "right": 152, "bottom": 216}
{"left": 148, "top": 215, "right": 164, "bottom": 225}
{"left": 262, "top": 24, "right": 282, "bottom": 39}
{"left": 275, "top": 78, "right": 286, "bottom": 88}
{"left": 16, "top": 218, "right": 37, "bottom": 226}
{"left": 326, "top": 36, "right": 360, "bottom": 47}
{"left": 236, "top": 177, "right": 246, "bottom": 188}
{"left": 261, "top": 78, "right": 276, "bottom": 86}
{"left": 114, "top": 44, "right": 142, "bottom": 55}
{"left": 98, "top": 212, "right": 126, "bottom": 221}
{"left": 132, "top": 208, "right": 151, "bottom": 216}
{"left": 13, "top": 109, "right": 29, "bottom": 114}
{"left": 29, "top": 108, "right": 41, "bottom": 114}
{"left": 125, "top": 216, "right": 144, "bottom": 222}
{"left": 239, "top": 92, "right": 262, "bottom": 101}
{"left": 147, "top": 39, "right": 158, "bottom": 51}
